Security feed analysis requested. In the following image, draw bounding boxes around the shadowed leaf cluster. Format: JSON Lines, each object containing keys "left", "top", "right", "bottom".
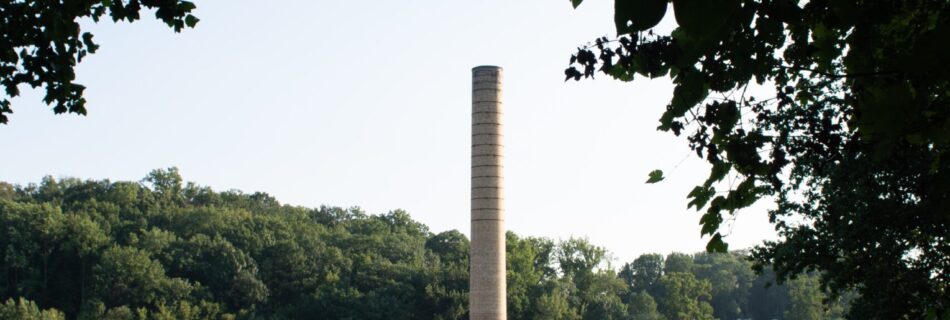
{"left": 567, "top": 0, "right": 948, "bottom": 318}
{"left": 0, "top": 0, "right": 199, "bottom": 124}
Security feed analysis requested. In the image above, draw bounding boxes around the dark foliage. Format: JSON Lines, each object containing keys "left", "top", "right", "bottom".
{"left": 566, "top": 0, "right": 949, "bottom": 318}
{"left": 0, "top": 0, "right": 199, "bottom": 123}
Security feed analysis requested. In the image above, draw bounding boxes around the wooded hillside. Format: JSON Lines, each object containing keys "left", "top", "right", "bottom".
{"left": 0, "top": 169, "right": 849, "bottom": 319}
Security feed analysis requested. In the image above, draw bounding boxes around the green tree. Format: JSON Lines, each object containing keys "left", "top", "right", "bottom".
{"left": 533, "top": 279, "right": 577, "bottom": 320}
{"left": 555, "top": 238, "right": 627, "bottom": 320}
{"left": 34, "top": 177, "right": 64, "bottom": 205}
{"left": 143, "top": 168, "right": 184, "bottom": 204}
{"left": 310, "top": 209, "right": 432, "bottom": 319}
{"left": 98, "top": 305, "right": 141, "bottom": 320}
{"left": 0, "top": 182, "right": 16, "bottom": 200}
{"left": 619, "top": 253, "right": 664, "bottom": 295}
{"left": 0, "top": 0, "right": 199, "bottom": 124}
{"left": 90, "top": 246, "right": 193, "bottom": 310}
{"left": 584, "top": 297, "right": 625, "bottom": 320}
{"left": 76, "top": 300, "right": 226, "bottom": 320}
{"left": 692, "top": 252, "right": 754, "bottom": 320}
{"left": 6, "top": 170, "right": 847, "bottom": 319}
{"left": 746, "top": 267, "right": 789, "bottom": 320}
{"left": 557, "top": 238, "right": 608, "bottom": 279}
{"left": 507, "top": 232, "right": 544, "bottom": 320}
{"left": 626, "top": 291, "right": 664, "bottom": 320}
{"left": 784, "top": 275, "right": 824, "bottom": 320}
{"left": 423, "top": 230, "right": 469, "bottom": 320}
{"left": 0, "top": 201, "right": 66, "bottom": 308}
{"left": 0, "top": 298, "right": 65, "bottom": 320}
{"left": 504, "top": 234, "right": 562, "bottom": 320}
{"left": 59, "top": 213, "right": 110, "bottom": 313}
{"left": 655, "top": 272, "right": 713, "bottom": 320}
{"left": 163, "top": 234, "right": 268, "bottom": 312}
{"left": 662, "top": 253, "right": 693, "bottom": 274}
{"left": 566, "top": 0, "right": 949, "bottom": 318}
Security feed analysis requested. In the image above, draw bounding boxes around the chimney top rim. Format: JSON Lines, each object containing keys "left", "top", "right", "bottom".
{"left": 472, "top": 65, "right": 503, "bottom": 71}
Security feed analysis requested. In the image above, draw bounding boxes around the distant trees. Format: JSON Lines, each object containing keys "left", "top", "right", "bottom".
{"left": 656, "top": 272, "right": 713, "bottom": 320}
{"left": 0, "top": 298, "right": 65, "bottom": 320}
{"left": 784, "top": 276, "right": 824, "bottom": 320}
{"left": 626, "top": 291, "right": 662, "bottom": 320}
{"left": 1, "top": 169, "right": 850, "bottom": 319}
{"left": 619, "top": 253, "right": 663, "bottom": 293}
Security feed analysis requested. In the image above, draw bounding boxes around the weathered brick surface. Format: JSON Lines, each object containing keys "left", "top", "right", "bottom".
{"left": 470, "top": 65, "right": 507, "bottom": 320}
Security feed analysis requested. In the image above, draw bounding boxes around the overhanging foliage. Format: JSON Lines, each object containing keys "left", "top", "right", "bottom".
{"left": 566, "top": 0, "right": 949, "bottom": 318}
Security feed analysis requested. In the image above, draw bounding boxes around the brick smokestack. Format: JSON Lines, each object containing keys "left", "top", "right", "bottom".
{"left": 470, "top": 65, "right": 506, "bottom": 320}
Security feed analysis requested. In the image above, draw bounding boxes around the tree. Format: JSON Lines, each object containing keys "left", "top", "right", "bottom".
{"left": 555, "top": 238, "right": 628, "bottom": 320}
{"left": 0, "top": 297, "right": 65, "bottom": 320}
{"left": 90, "top": 246, "right": 193, "bottom": 309}
{"left": 507, "top": 232, "right": 545, "bottom": 320}
{"left": 566, "top": 0, "right": 949, "bottom": 318}
{"left": 423, "top": 230, "right": 469, "bottom": 320}
{"left": 747, "top": 267, "right": 789, "bottom": 320}
{"left": 662, "top": 253, "right": 693, "bottom": 274}
{"left": 143, "top": 167, "right": 184, "bottom": 204}
{"left": 0, "top": 200, "right": 67, "bottom": 309}
{"left": 0, "top": 182, "right": 15, "bottom": 200}
{"left": 655, "top": 272, "right": 713, "bottom": 320}
{"left": 0, "top": 0, "right": 199, "bottom": 124}
{"left": 625, "top": 291, "right": 663, "bottom": 320}
{"left": 784, "top": 275, "right": 825, "bottom": 320}
{"left": 0, "top": 170, "right": 870, "bottom": 319}
{"left": 619, "top": 253, "right": 664, "bottom": 295}
{"left": 533, "top": 280, "right": 577, "bottom": 320}
{"left": 692, "top": 252, "right": 754, "bottom": 320}
{"left": 163, "top": 234, "right": 268, "bottom": 311}
{"left": 557, "top": 238, "right": 608, "bottom": 280}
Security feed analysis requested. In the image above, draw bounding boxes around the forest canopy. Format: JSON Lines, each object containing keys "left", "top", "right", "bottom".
{"left": 0, "top": 169, "right": 848, "bottom": 319}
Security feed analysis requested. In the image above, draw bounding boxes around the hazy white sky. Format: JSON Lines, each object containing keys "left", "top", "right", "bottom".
{"left": 0, "top": 0, "right": 776, "bottom": 263}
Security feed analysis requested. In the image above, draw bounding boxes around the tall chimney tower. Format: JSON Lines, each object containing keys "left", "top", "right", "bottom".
{"left": 470, "top": 65, "right": 506, "bottom": 320}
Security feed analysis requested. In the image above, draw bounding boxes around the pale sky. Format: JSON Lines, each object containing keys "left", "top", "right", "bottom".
{"left": 0, "top": 0, "right": 776, "bottom": 263}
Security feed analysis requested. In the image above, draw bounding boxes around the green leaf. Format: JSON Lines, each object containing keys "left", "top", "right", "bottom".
{"left": 715, "top": 101, "right": 739, "bottom": 134}
{"left": 925, "top": 308, "right": 937, "bottom": 320}
{"left": 671, "top": 0, "right": 740, "bottom": 49}
{"left": 608, "top": 65, "right": 635, "bottom": 81}
{"left": 732, "top": 178, "right": 759, "bottom": 209}
{"left": 659, "top": 68, "right": 707, "bottom": 131}
{"left": 646, "top": 170, "right": 665, "bottom": 183}
{"left": 615, "top": 0, "right": 668, "bottom": 34}
{"left": 571, "top": 0, "right": 583, "bottom": 9}
{"left": 699, "top": 212, "right": 722, "bottom": 235}
{"left": 185, "top": 14, "right": 199, "bottom": 28}
{"left": 704, "top": 161, "right": 730, "bottom": 187}
{"left": 82, "top": 32, "right": 99, "bottom": 54}
{"left": 179, "top": 1, "right": 197, "bottom": 11}
{"left": 705, "top": 233, "right": 728, "bottom": 253}
{"left": 857, "top": 82, "right": 914, "bottom": 138}
{"left": 686, "top": 186, "right": 714, "bottom": 210}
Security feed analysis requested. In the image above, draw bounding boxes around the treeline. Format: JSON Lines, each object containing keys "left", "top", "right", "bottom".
{"left": 0, "top": 169, "right": 851, "bottom": 319}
